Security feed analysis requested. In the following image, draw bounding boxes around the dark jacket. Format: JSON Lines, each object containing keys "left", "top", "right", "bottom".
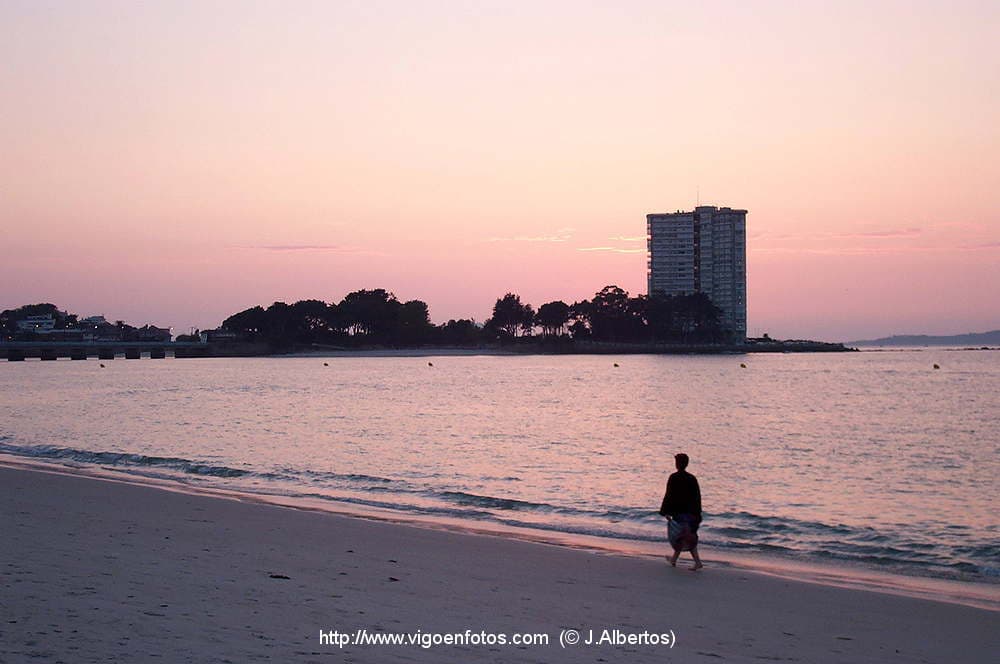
{"left": 658, "top": 470, "right": 702, "bottom": 522}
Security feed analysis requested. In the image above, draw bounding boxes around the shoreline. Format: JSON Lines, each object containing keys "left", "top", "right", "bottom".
{"left": 3, "top": 455, "right": 996, "bottom": 613}
{"left": 4, "top": 463, "right": 997, "bottom": 663}
{"left": 0, "top": 339, "right": 855, "bottom": 360}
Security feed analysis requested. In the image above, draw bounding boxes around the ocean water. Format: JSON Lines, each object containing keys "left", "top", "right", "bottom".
{"left": 1, "top": 350, "right": 998, "bottom": 588}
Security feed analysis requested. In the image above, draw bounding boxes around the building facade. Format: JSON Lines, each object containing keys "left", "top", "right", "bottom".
{"left": 647, "top": 205, "right": 747, "bottom": 340}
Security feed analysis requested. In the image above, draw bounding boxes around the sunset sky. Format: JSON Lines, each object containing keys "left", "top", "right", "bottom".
{"left": 2, "top": 0, "right": 997, "bottom": 341}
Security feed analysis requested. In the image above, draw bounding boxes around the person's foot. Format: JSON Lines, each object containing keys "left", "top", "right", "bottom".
{"left": 691, "top": 562, "right": 704, "bottom": 571}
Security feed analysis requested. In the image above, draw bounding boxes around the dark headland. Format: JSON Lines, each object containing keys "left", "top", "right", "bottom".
{"left": 846, "top": 330, "right": 1000, "bottom": 347}
{"left": 2, "top": 290, "right": 854, "bottom": 359}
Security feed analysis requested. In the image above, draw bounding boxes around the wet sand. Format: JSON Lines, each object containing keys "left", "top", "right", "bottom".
{"left": 2, "top": 465, "right": 996, "bottom": 663}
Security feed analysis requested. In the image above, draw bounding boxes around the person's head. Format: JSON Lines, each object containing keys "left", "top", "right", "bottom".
{"left": 675, "top": 453, "right": 689, "bottom": 471}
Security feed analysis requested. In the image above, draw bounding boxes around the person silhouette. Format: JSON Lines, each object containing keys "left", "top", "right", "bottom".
{"left": 658, "top": 453, "right": 703, "bottom": 570}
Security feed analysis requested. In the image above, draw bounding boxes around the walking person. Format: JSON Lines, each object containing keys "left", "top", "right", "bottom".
{"left": 658, "top": 453, "right": 703, "bottom": 570}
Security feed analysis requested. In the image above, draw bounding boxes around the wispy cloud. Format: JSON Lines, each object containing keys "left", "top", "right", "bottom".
{"left": 939, "top": 221, "right": 992, "bottom": 231}
{"left": 487, "top": 228, "right": 575, "bottom": 243}
{"left": 577, "top": 246, "right": 644, "bottom": 254}
{"left": 752, "top": 247, "right": 904, "bottom": 256}
{"left": 608, "top": 235, "right": 646, "bottom": 242}
{"left": 834, "top": 227, "right": 923, "bottom": 239}
{"left": 961, "top": 241, "right": 1000, "bottom": 250}
{"left": 749, "top": 231, "right": 796, "bottom": 241}
{"left": 255, "top": 244, "right": 345, "bottom": 251}
{"left": 754, "top": 228, "right": 922, "bottom": 243}
{"left": 752, "top": 242, "right": 999, "bottom": 256}
{"left": 240, "top": 244, "right": 386, "bottom": 256}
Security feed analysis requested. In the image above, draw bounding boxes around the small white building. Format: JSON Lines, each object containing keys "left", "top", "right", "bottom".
{"left": 16, "top": 315, "right": 56, "bottom": 332}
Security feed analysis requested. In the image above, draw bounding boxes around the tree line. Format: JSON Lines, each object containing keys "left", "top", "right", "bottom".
{"left": 217, "top": 285, "right": 727, "bottom": 348}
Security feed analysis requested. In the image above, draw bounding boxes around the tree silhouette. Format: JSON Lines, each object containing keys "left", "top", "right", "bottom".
{"left": 587, "top": 285, "right": 636, "bottom": 341}
{"left": 223, "top": 306, "right": 268, "bottom": 339}
{"left": 397, "top": 300, "right": 434, "bottom": 345}
{"left": 487, "top": 293, "right": 534, "bottom": 339}
{"left": 339, "top": 289, "right": 398, "bottom": 339}
{"left": 646, "top": 292, "right": 723, "bottom": 342}
{"left": 536, "top": 301, "right": 570, "bottom": 337}
{"left": 439, "top": 319, "right": 484, "bottom": 346}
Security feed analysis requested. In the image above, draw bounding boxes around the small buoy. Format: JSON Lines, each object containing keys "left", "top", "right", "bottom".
{"left": 740, "top": 363, "right": 747, "bottom": 368}
{"left": 613, "top": 363, "right": 619, "bottom": 368}
{"left": 428, "top": 362, "right": 433, "bottom": 367}
{"left": 933, "top": 364, "right": 940, "bottom": 370}
{"left": 323, "top": 362, "right": 328, "bottom": 366}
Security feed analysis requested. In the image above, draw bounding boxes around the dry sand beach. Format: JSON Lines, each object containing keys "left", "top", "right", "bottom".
{"left": 2, "top": 464, "right": 997, "bottom": 664}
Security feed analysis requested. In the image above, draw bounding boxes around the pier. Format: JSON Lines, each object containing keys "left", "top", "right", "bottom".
{"left": 0, "top": 341, "right": 266, "bottom": 361}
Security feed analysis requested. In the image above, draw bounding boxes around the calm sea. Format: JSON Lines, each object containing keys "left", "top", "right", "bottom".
{"left": 2, "top": 350, "right": 997, "bottom": 589}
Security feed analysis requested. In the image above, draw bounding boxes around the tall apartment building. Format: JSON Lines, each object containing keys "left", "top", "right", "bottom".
{"left": 646, "top": 205, "right": 747, "bottom": 340}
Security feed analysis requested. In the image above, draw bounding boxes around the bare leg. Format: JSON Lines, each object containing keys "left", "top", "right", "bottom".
{"left": 690, "top": 547, "right": 703, "bottom": 570}
{"left": 669, "top": 549, "right": 680, "bottom": 567}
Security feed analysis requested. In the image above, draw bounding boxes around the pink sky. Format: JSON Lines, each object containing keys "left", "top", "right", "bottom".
{"left": 2, "top": 1, "right": 997, "bottom": 341}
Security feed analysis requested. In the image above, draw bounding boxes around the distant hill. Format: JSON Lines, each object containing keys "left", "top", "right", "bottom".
{"left": 845, "top": 330, "right": 1000, "bottom": 347}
